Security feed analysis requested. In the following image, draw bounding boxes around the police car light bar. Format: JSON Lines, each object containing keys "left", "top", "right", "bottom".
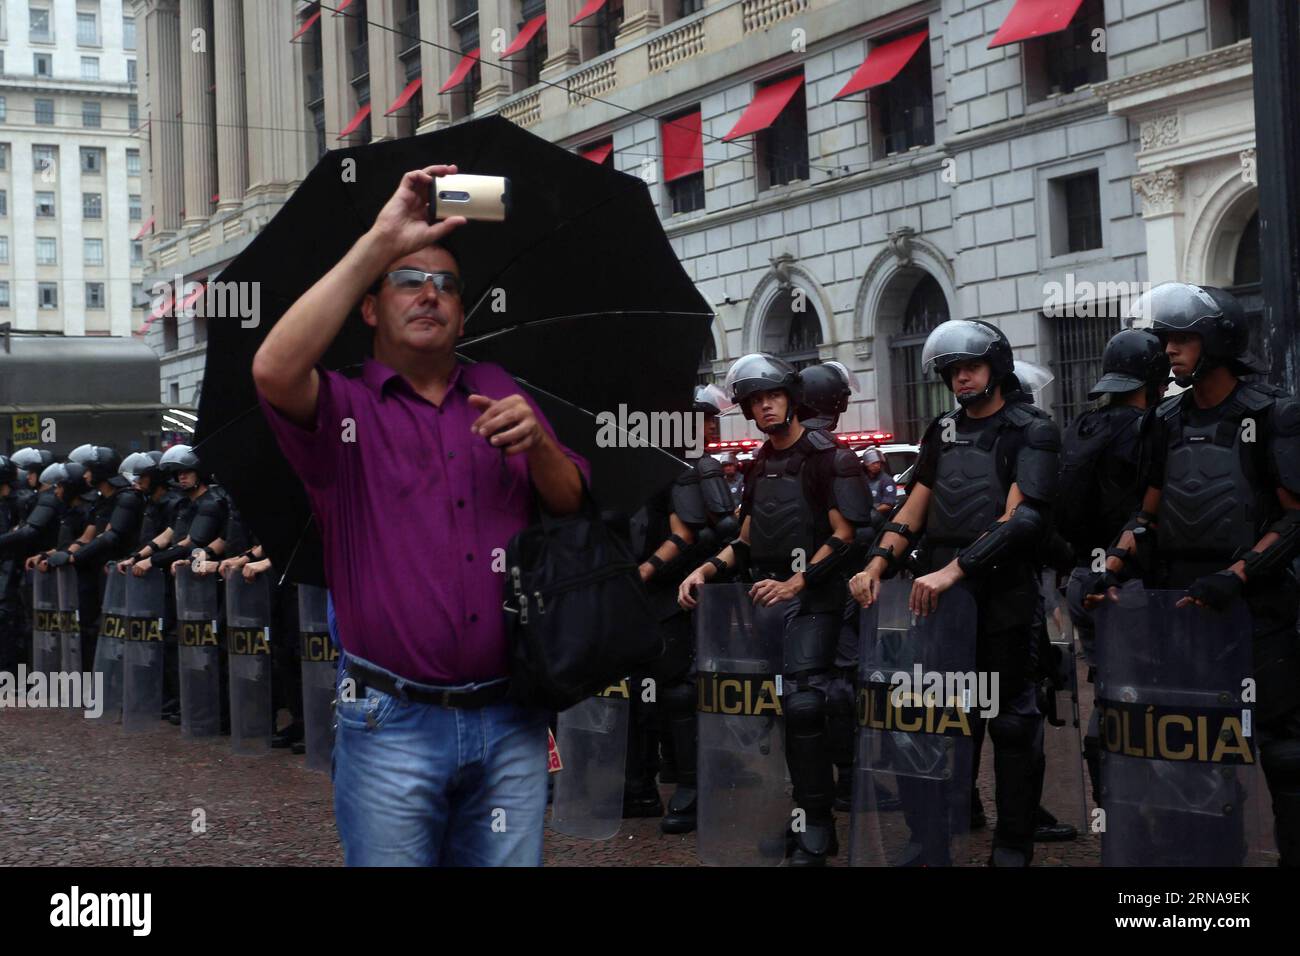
{"left": 706, "top": 432, "right": 893, "bottom": 451}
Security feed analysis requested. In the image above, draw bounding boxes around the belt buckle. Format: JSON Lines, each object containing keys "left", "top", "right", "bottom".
{"left": 441, "top": 690, "right": 455, "bottom": 708}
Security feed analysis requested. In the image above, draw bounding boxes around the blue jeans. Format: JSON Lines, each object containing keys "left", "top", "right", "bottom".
{"left": 332, "top": 653, "right": 550, "bottom": 866}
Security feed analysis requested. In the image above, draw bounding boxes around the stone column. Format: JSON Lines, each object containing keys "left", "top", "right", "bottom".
{"left": 179, "top": 0, "right": 215, "bottom": 226}
{"left": 418, "top": 0, "right": 453, "bottom": 130}
{"left": 244, "top": 0, "right": 308, "bottom": 198}
{"left": 145, "top": 0, "right": 184, "bottom": 232}
{"left": 368, "top": 0, "right": 398, "bottom": 141}
{"left": 475, "top": 0, "right": 512, "bottom": 109}
{"left": 212, "top": 0, "right": 247, "bottom": 211}
{"left": 1132, "top": 167, "right": 1185, "bottom": 284}
{"left": 616, "top": 0, "right": 663, "bottom": 46}
{"left": 541, "top": 0, "right": 578, "bottom": 77}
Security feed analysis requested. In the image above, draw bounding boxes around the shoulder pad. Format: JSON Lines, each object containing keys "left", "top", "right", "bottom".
{"left": 672, "top": 467, "right": 700, "bottom": 488}
{"left": 1239, "top": 381, "right": 1285, "bottom": 412}
{"left": 1272, "top": 396, "right": 1300, "bottom": 436}
{"left": 832, "top": 447, "right": 861, "bottom": 477}
{"left": 1023, "top": 416, "right": 1062, "bottom": 451}
{"left": 803, "top": 429, "right": 836, "bottom": 452}
{"left": 693, "top": 455, "right": 723, "bottom": 479}
{"left": 1001, "top": 401, "right": 1046, "bottom": 428}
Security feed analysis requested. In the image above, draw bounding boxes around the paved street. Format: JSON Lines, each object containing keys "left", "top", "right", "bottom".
{"left": 0, "top": 702, "right": 1101, "bottom": 867}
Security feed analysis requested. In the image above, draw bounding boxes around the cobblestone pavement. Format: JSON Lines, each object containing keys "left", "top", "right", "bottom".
{"left": 0, "top": 695, "right": 1101, "bottom": 866}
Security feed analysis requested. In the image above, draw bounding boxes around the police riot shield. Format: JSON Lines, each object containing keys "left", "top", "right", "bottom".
{"left": 176, "top": 565, "right": 222, "bottom": 738}
{"left": 31, "top": 569, "right": 61, "bottom": 676}
{"left": 550, "top": 681, "right": 631, "bottom": 840}
{"left": 225, "top": 569, "right": 272, "bottom": 755}
{"left": 297, "top": 585, "right": 338, "bottom": 773}
{"left": 850, "top": 579, "right": 977, "bottom": 867}
{"left": 1095, "top": 586, "right": 1270, "bottom": 865}
{"left": 90, "top": 565, "right": 128, "bottom": 722}
{"left": 55, "top": 565, "right": 81, "bottom": 677}
{"left": 1039, "top": 571, "right": 1087, "bottom": 834}
{"left": 121, "top": 568, "right": 166, "bottom": 733}
{"left": 695, "top": 583, "right": 788, "bottom": 867}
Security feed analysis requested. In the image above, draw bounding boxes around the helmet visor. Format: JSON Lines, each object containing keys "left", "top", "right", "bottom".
{"left": 921, "top": 320, "right": 1004, "bottom": 374}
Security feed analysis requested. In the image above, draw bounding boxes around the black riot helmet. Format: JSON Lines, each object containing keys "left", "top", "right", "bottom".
{"left": 798, "top": 361, "right": 858, "bottom": 431}
{"left": 39, "top": 462, "right": 69, "bottom": 487}
{"left": 58, "top": 459, "right": 91, "bottom": 498}
{"left": 1134, "top": 282, "right": 1265, "bottom": 386}
{"left": 921, "top": 319, "right": 1015, "bottom": 407}
{"left": 693, "top": 383, "right": 732, "bottom": 418}
{"left": 1088, "top": 329, "right": 1170, "bottom": 400}
{"left": 159, "top": 443, "right": 207, "bottom": 483}
{"left": 78, "top": 445, "right": 123, "bottom": 485}
{"left": 0, "top": 455, "right": 16, "bottom": 486}
{"left": 724, "top": 353, "right": 803, "bottom": 434}
{"left": 120, "top": 451, "right": 164, "bottom": 486}
{"left": 12, "top": 447, "right": 56, "bottom": 479}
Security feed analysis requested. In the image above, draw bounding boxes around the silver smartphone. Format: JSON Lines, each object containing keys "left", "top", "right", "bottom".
{"left": 431, "top": 174, "right": 512, "bottom": 222}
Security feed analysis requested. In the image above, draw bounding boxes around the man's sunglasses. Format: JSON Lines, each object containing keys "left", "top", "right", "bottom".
{"left": 385, "top": 269, "right": 462, "bottom": 296}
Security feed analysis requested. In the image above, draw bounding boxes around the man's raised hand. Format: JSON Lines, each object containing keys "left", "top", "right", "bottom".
{"left": 369, "top": 165, "right": 468, "bottom": 260}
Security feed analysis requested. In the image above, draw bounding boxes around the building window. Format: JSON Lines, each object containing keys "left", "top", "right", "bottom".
{"left": 594, "top": 0, "right": 624, "bottom": 55}
{"left": 0, "top": 97, "right": 6, "bottom": 122}
{"left": 29, "top": 6, "right": 51, "bottom": 42}
{"left": 0, "top": 236, "right": 8, "bottom": 263}
{"left": 0, "top": 190, "right": 6, "bottom": 216}
{"left": 34, "top": 144, "right": 56, "bottom": 171}
{"left": 0, "top": 281, "right": 9, "bottom": 308}
{"left": 758, "top": 74, "right": 809, "bottom": 189}
{"left": 696, "top": 335, "right": 717, "bottom": 386}
{"left": 518, "top": 0, "right": 548, "bottom": 89}
{"left": 760, "top": 287, "right": 821, "bottom": 371}
{"left": 77, "top": 11, "right": 97, "bottom": 45}
{"left": 83, "top": 192, "right": 102, "bottom": 218}
{"left": 81, "top": 147, "right": 105, "bottom": 173}
{"left": 872, "top": 31, "right": 934, "bottom": 158}
{"left": 86, "top": 281, "right": 105, "bottom": 308}
{"left": 34, "top": 52, "right": 52, "bottom": 77}
{"left": 676, "top": 0, "right": 703, "bottom": 17}
{"left": 1025, "top": 0, "right": 1106, "bottom": 100}
{"left": 126, "top": 58, "right": 136, "bottom": 85}
{"left": 123, "top": 15, "right": 136, "bottom": 50}
{"left": 0, "top": 143, "right": 6, "bottom": 170}
{"left": 450, "top": 13, "right": 481, "bottom": 121}
{"left": 36, "top": 237, "right": 57, "bottom": 264}
{"left": 35, "top": 191, "right": 55, "bottom": 217}
{"left": 1234, "top": 209, "right": 1260, "bottom": 285}
{"left": 34, "top": 98, "right": 54, "bottom": 124}
{"left": 1050, "top": 169, "right": 1102, "bottom": 255}
{"left": 82, "top": 101, "right": 102, "bottom": 128}
{"left": 889, "top": 275, "right": 950, "bottom": 443}
{"left": 128, "top": 102, "right": 139, "bottom": 128}
{"left": 168, "top": 381, "right": 180, "bottom": 402}
{"left": 129, "top": 193, "right": 142, "bottom": 220}
{"left": 164, "top": 315, "right": 178, "bottom": 353}
{"left": 81, "top": 56, "right": 100, "bottom": 80}
{"left": 131, "top": 239, "right": 143, "bottom": 264}
{"left": 126, "top": 148, "right": 140, "bottom": 176}
{"left": 1211, "top": 0, "right": 1250, "bottom": 47}
{"left": 668, "top": 174, "right": 704, "bottom": 215}
{"left": 38, "top": 282, "right": 57, "bottom": 308}
{"left": 1052, "top": 312, "right": 1122, "bottom": 425}
{"left": 83, "top": 238, "right": 104, "bottom": 266}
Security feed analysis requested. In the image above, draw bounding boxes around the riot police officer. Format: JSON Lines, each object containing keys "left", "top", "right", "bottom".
{"left": 1053, "top": 329, "right": 1169, "bottom": 805}
{"left": 9, "top": 448, "right": 55, "bottom": 522}
{"left": 850, "top": 319, "right": 1062, "bottom": 867}
{"left": 631, "top": 384, "right": 739, "bottom": 832}
{"left": 795, "top": 361, "right": 882, "bottom": 812}
{"left": 861, "top": 447, "right": 898, "bottom": 516}
{"left": 0, "top": 457, "right": 25, "bottom": 673}
{"left": 1, "top": 452, "right": 65, "bottom": 666}
{"left": 1087, "top": 283, "right": 1300, "bottom": 865}
{"left": 679, "top": 354, "right": 875, "bottom": 865}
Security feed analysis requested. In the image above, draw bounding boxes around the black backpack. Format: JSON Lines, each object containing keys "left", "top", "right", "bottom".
{"left": 503, "top": 485, "right": 663, "bottom": 712}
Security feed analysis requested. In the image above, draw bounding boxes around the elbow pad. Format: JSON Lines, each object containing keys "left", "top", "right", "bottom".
{"left": 802, "top": 537, "right": 852, "bottom": 589}
{"left": 73, "top": 528, "right": 120, "bottom": 566}
{"left": 957, "top": 500, "right": 1048, "bottom": 576}
{"left": 729, "top": 538, "right": 752, "bottom": 576}
{"left": 1241, "top": 510, "right": 1300, "bottom": 579}
{"left": 150, "top": 545, "right": 186, "bottom": 569}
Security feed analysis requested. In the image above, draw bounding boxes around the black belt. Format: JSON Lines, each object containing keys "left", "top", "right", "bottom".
{"left": 347, "top": 661, "right": 510, "bottom": 710}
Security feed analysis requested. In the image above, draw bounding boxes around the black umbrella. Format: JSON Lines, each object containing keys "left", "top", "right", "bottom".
{"left": 194, "top": 116, "right": 713, "bottom": 586}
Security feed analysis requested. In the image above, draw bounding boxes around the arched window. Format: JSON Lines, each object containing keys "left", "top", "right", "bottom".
{"left": 1233, "top": 210, "right": 1260, "bottom": 286}
{"left": 1229, "top": 208, "right": 1265, "bottom": 372}
{"left": 760, "top": 287, "right": 820, "bottom": 371}
{"left": 888, "top": 275, "right": 950, "bottom": 443}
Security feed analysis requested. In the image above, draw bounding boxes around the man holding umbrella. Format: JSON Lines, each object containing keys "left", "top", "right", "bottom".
{"left": 252, "top": 164, "right": 588, "bottom": 867}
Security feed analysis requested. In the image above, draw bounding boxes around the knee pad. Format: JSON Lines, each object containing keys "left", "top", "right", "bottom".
{"left": 785, "top": 612, "right": 837, "bottom": 674}
{"left": 989, "top": 711, "right": 1041, "bottom": 751}
{"left": 662, "top": 680, "right": 695, "bottom": 718}
{"left": 784, "top": 688, "right": 827, "bottom": 734}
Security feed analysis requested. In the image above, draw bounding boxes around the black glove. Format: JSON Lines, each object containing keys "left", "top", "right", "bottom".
{"left": 1186, "top": 570, "right": 1244, "bottom": 611}
{"left": 1083, "top": 569, "right": 1123, "bottom": 597}
{"left": 46, "top": 550, "right": 71, "bottom": 568}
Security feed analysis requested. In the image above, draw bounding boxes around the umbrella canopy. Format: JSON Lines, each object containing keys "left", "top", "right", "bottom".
{"left": 195, "top": 116, "right": 713, "bottom": 586}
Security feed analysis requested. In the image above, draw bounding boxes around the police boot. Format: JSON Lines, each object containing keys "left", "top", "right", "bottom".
{"left": 623, "top": 699, "right": 664, "bottom": 818}
{"left": 1083, "top": 735, "right": 1103, "bottom": 808}
{"left": 988, "top": 712, "right": 1043, "bottom": 867}
{"left": 788, "top": 813, "right": 839, "bottom": 866}
{"left": 660, "top": 681, "right": 698, "bottom": 834}
{"left": 784, "top": 688, "right": 838, "bottom": 865}
{"left": 1034, "top": 805, "right": 1077, "bottom": 842}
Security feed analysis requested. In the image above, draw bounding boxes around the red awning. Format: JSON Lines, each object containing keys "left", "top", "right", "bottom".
{"left": 833, "top": 29, "right": 928, "bottom": 99}
{"left": 438, "top": 48, "right": 480, "bottom": 93}
{"left": 571, "top": 0, "right": 608, "bottom": 25}
{"left": 581, "top": 141, "right": 613, "bottom": 164}
{"left": 332, "top": 0, "right": 354, "bottom": 16}
{"left": 133, "top": 215, "right": 155, "bottom": 241}
{"left": 337, "top": 103, "right": 371, "bottom": 139}
{"left": 661, "top": 111, "right": 703, "bottom": 182}
{"left": 385, "top": 76, "right": 423, "bottom": 115}
{"left": 989, "top": 0, "right": 1086, "bottom": 47}
{"left": 502, "top": 14, "right": 547, "bottom": 58}
{"left": 290, "top": 9, "right": 322, "bottom": 41}
{"left": 721, "top": 74, "right": 804, "bottom": 142}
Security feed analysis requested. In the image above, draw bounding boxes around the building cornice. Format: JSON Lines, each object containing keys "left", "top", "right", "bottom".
{"left": 1093, "top": 39, "right": 1252, "bottom": 111}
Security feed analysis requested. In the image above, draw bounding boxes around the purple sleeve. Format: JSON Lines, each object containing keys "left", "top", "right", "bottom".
{"left": 256, "top": 368, "right": 349, "bottom": 491}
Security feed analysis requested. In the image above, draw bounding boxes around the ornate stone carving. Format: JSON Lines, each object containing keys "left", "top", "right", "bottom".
{"left": 1139, "top": 113, "right": 1180, "bottom": 151}
{"left": 1131, "top": 168, "right": 1183, "bottom": 217}
{"left": 1240, "top": 148, "right": 1257, "bottom": 186}
{"left": 887, "top": 226, "right": 916, "bottom": 267}
{"left": 769, "top": 252, "right": 796, "bottom": 289}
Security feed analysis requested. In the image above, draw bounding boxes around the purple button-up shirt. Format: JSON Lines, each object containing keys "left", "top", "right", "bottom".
{"left": 259, "top": 358, "right": 589, "bottom": 684}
